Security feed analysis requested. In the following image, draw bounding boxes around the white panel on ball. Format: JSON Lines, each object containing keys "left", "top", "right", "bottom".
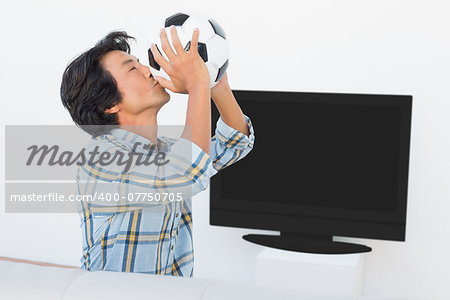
{"left": 207, "top": 35, "right": 230, "bottom": 69}
{"left": 180, "top": 13, "right": 216, "bottom": 41}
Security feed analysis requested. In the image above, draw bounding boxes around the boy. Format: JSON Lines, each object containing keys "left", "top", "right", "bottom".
{"left": 60, "top": 26, "right": 254, "bottom": 276}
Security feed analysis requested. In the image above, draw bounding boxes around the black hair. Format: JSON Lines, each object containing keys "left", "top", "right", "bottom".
{"left": 60, "top": 31, "right": 135, "bottom": 136}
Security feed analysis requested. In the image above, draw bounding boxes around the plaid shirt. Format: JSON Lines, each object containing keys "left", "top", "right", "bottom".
{"left": 77, "top": 115, "right": 255, "bottom": 277}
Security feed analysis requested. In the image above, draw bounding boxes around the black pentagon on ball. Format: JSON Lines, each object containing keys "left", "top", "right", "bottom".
{"left": 148, "top": 44, "right": 162, "bottom": 71}
{"left": 184, "top": 41, "right": 208, "bottom": 63}
{"left": 208, "top": 18, "right": 226, "bottom": 39}
{"left": 165, "top": 13, "right": 189, "bottom": 27}
{"left": 215, "top": 59, "right": 229, "bottom": 82}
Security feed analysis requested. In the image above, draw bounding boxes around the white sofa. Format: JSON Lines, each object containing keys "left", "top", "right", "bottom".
{"left": 0, "top": 259, "right": 357, "bottom": 300}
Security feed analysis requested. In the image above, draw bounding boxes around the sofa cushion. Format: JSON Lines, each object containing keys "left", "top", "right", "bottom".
{"left": 0, "top": 261, "right": 84, "bottom": 300}
{"left": 201, "top": 280, "right": 357, "bottom": 300}
{"left": 62, "top": 270, "right": 215, "bottom": 300}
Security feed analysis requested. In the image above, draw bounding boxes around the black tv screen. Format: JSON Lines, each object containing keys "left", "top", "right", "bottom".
{"left": 210, "top": 90, "right": 412, "bottom": 253}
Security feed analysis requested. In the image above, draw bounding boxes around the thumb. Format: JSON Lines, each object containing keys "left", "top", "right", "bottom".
{"left": 154, "top": 76, "right": 173, "bottom": 91}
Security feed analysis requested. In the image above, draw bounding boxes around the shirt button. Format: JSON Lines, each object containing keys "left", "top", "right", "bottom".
{"left": 171, "top": 245, "right": 174, "bottom": 250}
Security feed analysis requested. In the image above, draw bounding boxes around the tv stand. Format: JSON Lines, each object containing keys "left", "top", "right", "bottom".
{"left": 243, "top": 232, "right": 371, "bottom": 254}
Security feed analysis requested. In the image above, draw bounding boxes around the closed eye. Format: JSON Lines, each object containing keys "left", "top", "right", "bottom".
{"left": 130, "top": 66, "right": 136, "bottom": 71}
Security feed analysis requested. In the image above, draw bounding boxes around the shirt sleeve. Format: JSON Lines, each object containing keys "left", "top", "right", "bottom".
{"left": 210, "top": 114, "right": 255, "bottom": 171}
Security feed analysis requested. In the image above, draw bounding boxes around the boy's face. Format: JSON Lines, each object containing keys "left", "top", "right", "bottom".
{"left": 100, "top": 50, "right": 170, "bottom": 121}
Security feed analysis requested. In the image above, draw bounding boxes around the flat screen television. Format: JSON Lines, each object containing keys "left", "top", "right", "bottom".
{"left": 210, "top": 90, "right": 412, "bottom": 254}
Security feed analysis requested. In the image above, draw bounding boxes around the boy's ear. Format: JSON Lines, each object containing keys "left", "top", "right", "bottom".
{"left": 105, "top": 104, "right": 120, "bottom": 114}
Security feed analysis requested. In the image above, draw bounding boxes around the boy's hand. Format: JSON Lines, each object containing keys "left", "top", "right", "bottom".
{"left": 151, "top": 25, "right": 210, "bottom": 94}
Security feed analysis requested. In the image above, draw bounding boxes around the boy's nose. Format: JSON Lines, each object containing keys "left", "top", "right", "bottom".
{"left": 143, "top": 66, "right": 151, "bottom": 78}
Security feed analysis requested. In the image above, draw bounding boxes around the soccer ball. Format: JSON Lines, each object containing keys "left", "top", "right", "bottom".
{"left": 148, "top": 12, "right": 230, "bottom": 89}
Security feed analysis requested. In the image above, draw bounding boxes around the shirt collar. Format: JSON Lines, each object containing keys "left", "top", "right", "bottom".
{"left": 108, "top": 128, "right": 168, "bottom": 154}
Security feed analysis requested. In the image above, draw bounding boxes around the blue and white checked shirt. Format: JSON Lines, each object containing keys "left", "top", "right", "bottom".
{"left": 76, "top": 115, "right": 255, "bottom": 277}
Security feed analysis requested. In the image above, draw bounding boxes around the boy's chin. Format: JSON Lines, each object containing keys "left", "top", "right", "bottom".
{"left": 155, "top": 94, "right": 170, "bottom": 108}
{"left": 161, "top": 93, "right": 170, "bottom": 103}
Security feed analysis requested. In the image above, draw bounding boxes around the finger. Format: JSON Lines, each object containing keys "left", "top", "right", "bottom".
{"left": 189, "top": 28, "right": 199, "bottom": 55}
{"left": 160, "top": 27, "right": 177, "bottom": 61}
{"left": 154, "top": 76, "right": 175, "bottom": 92}
{"left": 150, "top": 43, "right": 171, "bottom": 73}
{"left": 169, "top": 25, "right": 186, "bottom": 56}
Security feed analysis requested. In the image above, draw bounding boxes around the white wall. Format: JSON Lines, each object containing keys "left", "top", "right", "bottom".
{"left": 1, "top": 0, "right": 449, "bottom": 299}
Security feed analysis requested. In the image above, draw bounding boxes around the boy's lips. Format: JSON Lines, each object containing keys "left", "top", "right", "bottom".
{"left": 150, "top": 74, "right": 158, "bottom": 86}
